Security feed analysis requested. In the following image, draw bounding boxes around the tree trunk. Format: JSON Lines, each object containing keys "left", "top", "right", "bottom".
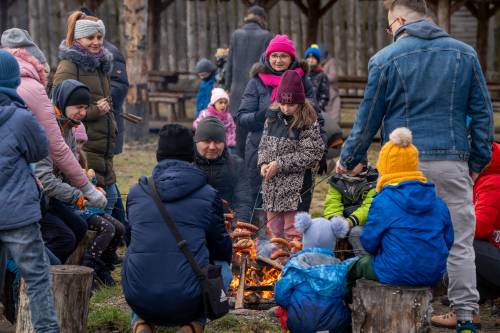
{"left": 0, "top": 1, "right": 8, "bottom": 33}
{"left": 475, "top": 3, "right": 489, "bottom": 73}
{"left": 16, "top": 265, "right": 94, "bottom": 333}
{"left": 124, "top": 0, "right": 149, "bottom": 142}
{"left": 437, "top": 0, "right": 451, "bottom": 32}
{"left": 352, "top": 279, "right": 433, "bottom": 333}
{"left": 306, "top": 0, "right": 321, "bottom": 46}
{"left": 65, "top": 230, "right": 98, "bottom": 265}
{"left": 147, "top": 0, "right": 161, "bottom": 71}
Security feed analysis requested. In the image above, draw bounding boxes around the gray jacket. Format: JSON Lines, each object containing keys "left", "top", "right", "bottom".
{"left": 226, "top": 21, "right": 273, "bottom": 116}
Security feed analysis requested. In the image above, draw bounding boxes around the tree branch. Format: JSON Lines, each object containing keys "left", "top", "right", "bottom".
{"left": 319, "top": 0, "right": 338, "bottom": 17}
{"left": 465, "top": 0, "right": 479, "bottom": 17}
{"left": 451, "top": 0, "right": 467, "bottom": 13}
{"left": 292, "top": 0, "right": 309, "bottom": 14}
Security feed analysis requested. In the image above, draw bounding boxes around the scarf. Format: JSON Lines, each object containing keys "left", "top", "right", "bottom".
{"left": 376, "top": 171, "right": 428, "bottom": 192}
{"left": 72, "top": 42, "right": 107, "bottom": 64}
{"left": 258, "top": 67, "right": 305, "bottom": 102}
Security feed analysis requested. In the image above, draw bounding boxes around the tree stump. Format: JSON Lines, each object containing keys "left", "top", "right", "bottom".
{"left": 352, "top": 279, "right": 432, "bottom": 333}
{"left": 65, "top": 230, "right": 97, "bottom": 265}
{"left": 16, "top": 265, "right": 94, "bottom": 333}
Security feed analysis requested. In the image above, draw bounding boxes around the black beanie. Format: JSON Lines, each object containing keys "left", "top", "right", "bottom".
{"left": 194, "top": 116, "right": 225, "bottom": 143}
{"left": 156, "top": 124, "right": 194, "bottom": 162}
{"left": 66, "top": 86, "right": 91, "bottom": 109}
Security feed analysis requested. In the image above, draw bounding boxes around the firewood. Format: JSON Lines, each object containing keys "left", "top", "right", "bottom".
{"left": 235, "top": 257, "right": 247, "bottom": 309}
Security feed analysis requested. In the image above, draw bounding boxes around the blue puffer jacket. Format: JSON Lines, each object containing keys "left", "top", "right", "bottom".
{"left": 340, "top": 19, "right": 494, "bottom": 173}
{"left": 122, "top": 160, "right": 232, "bottom": 326}
{"left": 361, "top": 180, "right": 454, "bottom": 286}
{"left": 0, "top": 89, "right": 48, "bottom": 230}
{"left": 196, "top": 73, "right": 216, "bottom": 117}
{"left": 274, "top": 248, "right": 357, "bottom": 333}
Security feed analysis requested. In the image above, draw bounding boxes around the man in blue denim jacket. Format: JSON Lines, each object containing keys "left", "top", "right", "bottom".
{"left": 336, "top": 1, "right": 494, "bottom": 332}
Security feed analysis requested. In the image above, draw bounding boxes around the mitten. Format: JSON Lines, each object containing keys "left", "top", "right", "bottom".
{"left": 80, "top": 181, "right": 107, "bottom": 209}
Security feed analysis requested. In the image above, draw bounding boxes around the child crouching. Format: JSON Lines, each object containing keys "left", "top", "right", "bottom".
{"left": 258, "top": 70, "right": 325, "bottom": 244}
{"left": 274, "top": 213, "right": 356, "bottom": 333}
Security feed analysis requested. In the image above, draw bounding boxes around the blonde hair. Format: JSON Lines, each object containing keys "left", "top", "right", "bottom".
{"left": 270, "top": 100, "right": 317, "bottom": 130}
{"left": 65, "top": 11, "right": 100, "bottom": 47}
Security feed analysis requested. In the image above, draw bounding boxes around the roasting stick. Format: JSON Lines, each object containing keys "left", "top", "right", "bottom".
{"left": 235, "top": 257, "right": 247, "bottom": 309}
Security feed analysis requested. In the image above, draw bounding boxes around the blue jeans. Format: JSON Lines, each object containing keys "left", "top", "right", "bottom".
{"left": 105, "top": 183, "right": 119, "bottom": 215}
{"left": 0, "top": 223, "right": 59, "bottom": 332}
{"left": 131, "top": 260, "right": 232, "bottom": 326}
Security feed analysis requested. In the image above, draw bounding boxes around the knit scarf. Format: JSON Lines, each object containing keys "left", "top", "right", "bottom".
{"left": 72, "top": 42, "right": 107, "bottom": 64}
{"left": 258, "top": 67, "right": 305, "bottom": 102}
{"left": 205, "top": 105, "right": 232, "bottom": 124}
{"left": 376, "top": 171, "right": 428, "bottom": 192}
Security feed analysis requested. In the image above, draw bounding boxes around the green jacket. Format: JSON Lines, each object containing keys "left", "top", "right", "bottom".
{"left": 53, "top": 42, "right": 116, "bottom": 185}
{"left": 323, "top": 168, "right": 378, "bottom": 226}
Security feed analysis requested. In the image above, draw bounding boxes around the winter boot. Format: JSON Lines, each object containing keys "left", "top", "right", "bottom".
{"left": 81, "top": 253, "right": 101, "bottom": 290}
{"left": 95, "top": 258, "right": 116, "bottom": 287}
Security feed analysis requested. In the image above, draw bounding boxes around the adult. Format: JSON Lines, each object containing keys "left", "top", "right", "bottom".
{"left": 193, "top": 117, "right": 252, "bottom": 223}
{"left": 1, "top": 28, "right": 107, "bottom": 210}
{"left": 336, "top": 1, "right": 493, "bottom": 331}
{"left": 237, "top": 34, "right": 324, "bottom": 210}
{"left": 321, "top": 47, "right": 342, "bottom": 130}
{"left": 0, "top": 49, "right": 59, "bottom": 332}
{"left": 53, "top": 11, "right": 118, "bottom": 215}
{"left": 122, "top": 124, "right": 232, "bottom": 333}
{"left": 226, "top": 5, "right": 273, "bottom": 158}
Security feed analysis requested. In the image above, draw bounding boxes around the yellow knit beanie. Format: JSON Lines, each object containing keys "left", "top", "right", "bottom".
{"left": 376, "top": 127, "right": 427, "bottom": 191}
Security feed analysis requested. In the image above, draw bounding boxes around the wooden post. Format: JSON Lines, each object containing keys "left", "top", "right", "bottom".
{"left": 0, "top": 0, "right": 8, "bottom": 33}
{"left": 65, "top": 230, "right": 98, "bottom": 265}
{"left": 16, "top": 265, "right": 94, "bottom": 333}
{"left": 437, "top": 0, "right": 451, "bottom": 32}
{"left": 352, "top": 279, "right": 433, "bottom": 333}
{"left": 124, "top": 0, "right": 150, "bottom": 142}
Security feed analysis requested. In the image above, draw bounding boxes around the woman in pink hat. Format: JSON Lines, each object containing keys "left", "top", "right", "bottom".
{"left": 237, "top": 34, "right": 325, "bottom": 213}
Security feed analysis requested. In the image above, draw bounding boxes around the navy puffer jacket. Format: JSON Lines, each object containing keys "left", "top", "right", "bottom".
{"left": 122, "top": 159, "right": 232, "bottom": 326}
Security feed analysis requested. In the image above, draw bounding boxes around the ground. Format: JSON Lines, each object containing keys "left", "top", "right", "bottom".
{"left": 1, "top": 121, "right": 498, "bottom": 332}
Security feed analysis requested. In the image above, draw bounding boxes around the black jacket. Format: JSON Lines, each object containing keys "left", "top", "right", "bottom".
{"left": 307, "top": 68, "right": 330, "bottom": 113}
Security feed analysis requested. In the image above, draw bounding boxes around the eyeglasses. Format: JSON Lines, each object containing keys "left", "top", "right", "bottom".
{"left": 386, "top": 17, "right": 405, "bottom": 35}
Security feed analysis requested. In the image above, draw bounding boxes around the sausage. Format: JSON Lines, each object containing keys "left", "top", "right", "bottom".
{"left": 231, "top": 230, "right": 253, "bottom": 239}
{"left": 233, "top": 239, "right": 253, "bottom": 249}
{"left": 236, "top": 221, "right": 259, "bottom": 233}
{"left": 270, "top": 249, "right": 290, "bottom": 260}
{"left": 270, "top": 237, "right": 291, "bottom": 250}
{"left": 289, "top": 240, "right": 302, "bottom": 251}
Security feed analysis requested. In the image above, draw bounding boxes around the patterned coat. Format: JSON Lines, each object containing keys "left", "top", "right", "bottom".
{"left": 258, "top": 109, "right": 324, "bottom": 212}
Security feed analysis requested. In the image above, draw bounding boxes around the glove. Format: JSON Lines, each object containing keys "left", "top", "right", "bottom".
{"left": 318, "top": 150, "right": 328, "bottom": 175}
{"left": 254, "top": 108, "right": 267, "bottom": 123}
{"left": 80, "top": 181, "right": 107, "bottom": 210}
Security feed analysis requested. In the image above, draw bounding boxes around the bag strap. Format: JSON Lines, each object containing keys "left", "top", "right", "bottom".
{"left": 147, "top": 177, "right": 206, "bottom": 282}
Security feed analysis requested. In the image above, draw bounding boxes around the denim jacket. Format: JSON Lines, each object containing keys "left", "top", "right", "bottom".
{"left": 340, "top": 19, "right": 493, "bottom": 173}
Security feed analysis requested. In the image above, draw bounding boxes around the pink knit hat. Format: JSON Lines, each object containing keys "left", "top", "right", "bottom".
{"left": 73, "top": 123, "right": 88, "bottom": 143}
{"left": 265, "top": 34, "right": 296, "bottom": 59}
{"left": 209, "top": 88, "right": 230, "bottom": 106}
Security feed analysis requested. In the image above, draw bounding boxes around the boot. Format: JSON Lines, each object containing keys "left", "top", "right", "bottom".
{"left": 95, "top": 258, "right": 116, "bottom": 287}
{"left": 132, "top": 319, "right": 154, "bottom": 333}
{"left": 431, "top": 311, "right": 481, "bottom": 329}
{"left": 81, "top": 253, "right": 101, "bottom": 290}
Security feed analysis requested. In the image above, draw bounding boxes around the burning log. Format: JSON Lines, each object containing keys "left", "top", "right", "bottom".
{"left": 256, "top": 255, "right": 283, "bottom": 271}
{"left": 235, "top": 257, "right": 247, "bottom": 309}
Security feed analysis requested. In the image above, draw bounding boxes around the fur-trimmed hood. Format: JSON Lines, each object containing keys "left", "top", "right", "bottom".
{"left": 58, "top": 40, "right": 113, "bottom": 74}
{"left": 4, "top": 48, "right": 47, "bottom": 87}
{"left": 249, "top": 53, "right": 308, "bottom": 78}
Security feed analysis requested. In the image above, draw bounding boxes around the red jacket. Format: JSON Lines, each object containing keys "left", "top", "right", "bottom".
{"left": 474, "top": 142, "right": 500, "bottom": 249}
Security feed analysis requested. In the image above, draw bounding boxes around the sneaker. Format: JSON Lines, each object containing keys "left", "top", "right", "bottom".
{"left": 456, "top": 320, "right": 476, "bottom": 333}
{"left": 431, "top": 311, "right": 481, "bottom": 329}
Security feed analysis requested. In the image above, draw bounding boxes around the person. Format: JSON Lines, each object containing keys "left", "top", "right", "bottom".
{"left": 214, "top": 48, "right": 228, "bottom": 88}
{"left": 195, "top": 58, "right": 217, "bottom": 118}
{"left": 122, "top": 124, "right": 232, "bottom": 333}
{"left": 0, "top": 49, "right": 59, "bottom": 332}
{"left": 275, "top": 212, "right": 355, "bottom": 333}
{"left": 321, "top": 47, "right": 342, "bottom": 130}
{"left": 346, "top": 128, "right": 454, "bottom": 302}
{"left": 53, "top": 11, "right": 118, "bottom": 216}
{"left": 335, "top": 1, "right": 493, "bottom": 331}
{"left": 1, "top": 27, "right": 107, "bottom": 210}
{"left": 238, "top": 34, "right": 324, "bottom": 211}
{"left": 323, "top": 160, "right": 378, "bottom": 256}
{"left": 304, "top": 44, "right": 330, "bottom": 113}
{"left": 257, "top": 70, "right": 325, "bottom": 243}
{"left": 193, "top": 88, "right": 236, "bottom": 151}
{"left": 226, "top": 5, "right": 273, "bottom": 157}
{"left": 473, "top": 142, "right": 500, "bottom": 307}
{"left": 193, "top": 117, "right": 252, "bottom": 223}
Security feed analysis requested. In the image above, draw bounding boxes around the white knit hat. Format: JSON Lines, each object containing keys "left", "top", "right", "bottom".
{"left": 209, "top": 88, "right": 229, "bottom": 106}
{"left": 74, "top": 19, "right": 106, "bottom": 40}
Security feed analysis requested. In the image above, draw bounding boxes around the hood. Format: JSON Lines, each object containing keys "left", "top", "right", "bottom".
{"left": 0, "top": 98, "right": 18, "bottom": 126}
{"left": 292, "top": 251, "right": 340, "bottom": 268}
{"left": 104, "top": 40, "right": 125, "bottom": 64}
{"left": 249, "top": 53, "right": 308, "bottom": 78}
{"left": 479, "top": 142, "right": 500, "bottom": 177}
{"left": 394, "top": 19, "right": 448, "bottom": 41}
{"left": 149, "top": 159, "right": 208, "bottom": 202}
{"left": 4, "top": 48, "right": 47, "bottom": 86}
{"left": 52, "top": 79, "right": 90, "bottom": 113}
{"left": 383, "top": 181, "right": 437, "bottom": 214}
{"left": 0, "top": 87, "right": 25, "bottom": 106}
{"left": 58, "top": 40, "right": 113, "bottom": 74}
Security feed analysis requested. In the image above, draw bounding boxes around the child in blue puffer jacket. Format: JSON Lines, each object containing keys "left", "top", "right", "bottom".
{"left": 274, "top": 212, "right": 356, "bottom": 333}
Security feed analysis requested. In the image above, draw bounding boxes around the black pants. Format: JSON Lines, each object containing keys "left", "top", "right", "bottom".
{"left": 40, "top": 200, "right": 88, "bottom": 263}
{"left": 474, "top": 240, "right": 500, "bottom": 300}
{"left": 235, "top": 125, "right": 248, "bottom": 159}
{"left": 86, "top": 214, "right": 125, "bottom": 262}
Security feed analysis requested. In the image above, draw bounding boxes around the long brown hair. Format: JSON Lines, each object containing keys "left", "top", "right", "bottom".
{"left": 65, "top": 11, "right": 100, "bottom": 47}
{"left": 270, "top": 99, "right": 317, "bottom": 130}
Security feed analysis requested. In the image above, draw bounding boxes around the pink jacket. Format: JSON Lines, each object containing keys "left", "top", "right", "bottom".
{"left": 7, "top": 48, "right": 88, "bottom": 188}
{"left": 193, "top": 105, "right": 236, "bottom": 147}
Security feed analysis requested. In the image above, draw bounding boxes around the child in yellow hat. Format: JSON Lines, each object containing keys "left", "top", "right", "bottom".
{"left": 346, "top": 127, "right": 454, "bottom": 296}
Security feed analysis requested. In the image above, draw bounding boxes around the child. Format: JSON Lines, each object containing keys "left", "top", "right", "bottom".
{"left": 304, "top": 44, "right": 329, "bottom": 113}
{"left": 193, "top": 88, "right": 236, "bottom": 150}
{"left": 195, "top": 58, "right": 217, "bottom": 118}
{"left": 346, "top": 128, "right": 454, "bottom": 293}
{"left": 323, "top": 160, "right": 378, "bottom": 256}
{"left": 258, "top": 70, "right": 325, "bottom": 244}
{"left": 274, "top": 212, "right": 356, "bottom": 333}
